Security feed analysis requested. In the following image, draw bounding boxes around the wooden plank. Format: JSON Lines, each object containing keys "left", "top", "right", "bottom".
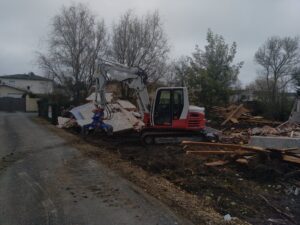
{"left": 236, "top": 158, "right": 249, "bottom": 165}
{"left": 186, "top": 150, "right": 236, "bottom": 155}
{"left": 267, "top": 147, "right": 299, "bottom": 153}
{"left": 186, "top": 150, "right": 252, "bottom": 155}
{"left": 282, "top": 155, "right": 300, "bottom": 164}
{"left": 205, "top": 160, "right": 229, "bottom": 166}
{"left": 221, "top": 104, "right": 243, "bottom": 126}
{"left": 182, "top": 141, "right": 269, "bottom": 153}
{"left": 230, "top": 118, "right": 239, "bottom": 124}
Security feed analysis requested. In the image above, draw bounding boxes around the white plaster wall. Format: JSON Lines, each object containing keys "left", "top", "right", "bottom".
{"left": 0, "top": 78, "right": 53, "bottom": 94}
{"left": 0, "top": 86, "right": 25, "bottom": 98}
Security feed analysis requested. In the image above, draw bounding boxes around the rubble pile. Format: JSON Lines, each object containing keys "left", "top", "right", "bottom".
{"left": 250, "top": 123, "right": 300, "bottom": 137}
{"left": 182, "top": 140, "right": 300, "bottom": 166}
{"left": 211, "top": 104, "right": 280, "bottom": 126}
{"left": 210, "top": 104, "right": 300, "bottom": 147}
{"left": 57, "top": 94, "right": 144, "bottom": 133}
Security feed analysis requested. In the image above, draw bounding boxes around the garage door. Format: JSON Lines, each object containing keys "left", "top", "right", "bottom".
{"left": 0, "top": 97, "right": 26, "bottom": 112}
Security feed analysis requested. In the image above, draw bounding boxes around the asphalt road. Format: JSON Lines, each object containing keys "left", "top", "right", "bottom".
{"left": 0, "top": 112, "right": 192, "bottom": 225}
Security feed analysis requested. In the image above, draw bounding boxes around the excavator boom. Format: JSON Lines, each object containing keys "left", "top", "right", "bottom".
{"left": 94, "top": 60, "right": 150, "bottom": 119}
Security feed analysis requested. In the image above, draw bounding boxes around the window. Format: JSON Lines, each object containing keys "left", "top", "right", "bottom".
{"left": 9, "top": 80, "right": 15, "bottom": 86}
{"left": 173, "top": 89, "right": 184, "bottom": 119}
{"left": 153, "top": 88, "right": 185, "bottom": 125}
{"left": 158, "top": 90, "right": 171, "bottom": 104}
{"left": 154, "top": 90, "right": 172, "bottom": 125}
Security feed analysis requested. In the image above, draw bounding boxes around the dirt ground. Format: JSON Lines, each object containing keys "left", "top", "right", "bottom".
{"left": 39, "top": 119, "right": 300, "bottom": 225}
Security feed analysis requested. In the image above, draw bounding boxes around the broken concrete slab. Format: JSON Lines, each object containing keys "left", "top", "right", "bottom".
{"left": 248, "top": 136, "right": 300, "bottom": 149}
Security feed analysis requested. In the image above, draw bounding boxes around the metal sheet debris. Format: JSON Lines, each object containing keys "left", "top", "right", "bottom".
{"left": 70, "top": 103, "right": 94, "bottom": 127}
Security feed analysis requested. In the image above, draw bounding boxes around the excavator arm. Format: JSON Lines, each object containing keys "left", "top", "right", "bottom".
{"left": 94, "top": 60, "right": 151, "bottom": 119}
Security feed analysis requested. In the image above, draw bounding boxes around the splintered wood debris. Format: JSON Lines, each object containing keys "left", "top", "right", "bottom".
{"left": 250, "top": 122, "right": 300, "bottom": 137}
{"left": 182, "top": 140, "right": 300, "bottom": 166}
{"left": 211, "top": 104, "right": 281, "bottom": 126}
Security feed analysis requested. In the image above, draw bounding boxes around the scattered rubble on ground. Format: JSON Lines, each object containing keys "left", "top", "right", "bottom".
{"left": 182, "top": 140, "right": 300, "bottom": 166}
{"left": 250, "top": 123, "right": 300, "bottom": 137}
{"left": 80, "top": 133, "right": 300, "bottom": 225}
{"left": 210, "top": 104, "right": 300, "bottom": 151}
{"left": 52, "top": 101, "right": 300, "bottom": 225}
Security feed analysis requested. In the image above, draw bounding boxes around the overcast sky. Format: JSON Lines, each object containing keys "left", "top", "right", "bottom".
{"left": 1, "top": 0, "right": 300, "bottom": 85}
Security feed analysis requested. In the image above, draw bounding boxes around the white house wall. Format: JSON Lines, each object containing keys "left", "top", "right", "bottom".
{"left": 0, "top": 86, "right": 25, "bottom": 98}
{"left": 0, "top": 79, "right": 53, "bottom": 94}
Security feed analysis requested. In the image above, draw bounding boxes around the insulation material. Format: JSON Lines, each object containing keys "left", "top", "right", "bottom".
{"left": 70, "top": 103, "right": 94, "bottom": 126}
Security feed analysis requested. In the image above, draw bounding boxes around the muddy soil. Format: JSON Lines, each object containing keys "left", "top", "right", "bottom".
{"left": 39, "top": 119, "right": 300, "bottom": 225}
{"left": 82, "top": 132, "right": 300, "bottom": 225}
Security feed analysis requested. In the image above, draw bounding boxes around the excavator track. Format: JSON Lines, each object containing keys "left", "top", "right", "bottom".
{"left": 141, "top": 129, "right": 212, "bottom": 145}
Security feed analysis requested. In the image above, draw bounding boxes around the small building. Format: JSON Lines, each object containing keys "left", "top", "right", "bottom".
{"left": 0, "top": 84, "right": 39, "bottom": 112}
{"left": 0, "top": 84, "right": 27, "bottom": 98}
{"left": 0, "top": 72, "right": 53, "bottom": 94}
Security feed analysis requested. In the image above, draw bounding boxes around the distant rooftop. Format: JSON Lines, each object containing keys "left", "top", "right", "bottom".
{"left": 0, "top": 72, "right": 52, "bottom": 81}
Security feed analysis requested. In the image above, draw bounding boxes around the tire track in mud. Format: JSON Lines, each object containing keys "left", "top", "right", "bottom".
{"left": 18, "top": 172, "right": 59, "bottom": 225}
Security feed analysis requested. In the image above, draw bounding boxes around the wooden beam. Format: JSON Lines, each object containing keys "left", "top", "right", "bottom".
{"left": 205, "top": 160, "right": 229, "bottom": 166}
{"left": 186, "top": 150, "right": 251, "bottom": 155}
{"left": 282, "top": 155, "right": 300, "bottom": 164}
{"left": 236, "top": 158, "right": 249, "bottom": 165}
{"left": 221, "top": 104, "right": 243, "bottom": 126}
{"left": 186, "top": 150, "right": 235, "bottom": 155}
{"left": 182, "top": 141, "right": 269, "bottom": 153}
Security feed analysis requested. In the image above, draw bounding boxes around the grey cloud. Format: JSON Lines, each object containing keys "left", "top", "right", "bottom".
{"left": 1, "top": 0, "right": 300, "bottom": 85}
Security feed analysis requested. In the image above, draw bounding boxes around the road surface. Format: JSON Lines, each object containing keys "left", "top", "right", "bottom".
{"left": 0, "top": 112, "right": 191, "bottom": 225}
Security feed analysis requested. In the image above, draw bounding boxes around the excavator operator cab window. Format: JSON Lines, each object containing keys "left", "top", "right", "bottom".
{"left": 154, "top": 89, "right": 172, "bottom": 125}
{"left": 173, "top": 89, "right": 184, "bottom": 120}
{"left": 153, "top": 88, "right": 184, "bottom": 126}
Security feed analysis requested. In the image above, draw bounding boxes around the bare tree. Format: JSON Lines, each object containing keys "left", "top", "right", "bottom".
{"left": 111, "top": 10, "right": 170, "bottom": 83}
{"left": 38, "top": 3, "right": 108, "bottom": 103}
{"left": 255, "top": 36, "right": 300, "bottom": 103}
{"left": 250, "top": 36, "right": 300, "bottom": 119}
{"left": 164, "top": 57, "right": 190, "bottom": 87}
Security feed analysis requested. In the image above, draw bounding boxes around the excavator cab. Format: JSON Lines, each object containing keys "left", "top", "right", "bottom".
{"left": 140, "top": 86, "right": 206, "bottom": 144}
{"left": 152, "top": 87, "right": 195, "bottom": 129}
